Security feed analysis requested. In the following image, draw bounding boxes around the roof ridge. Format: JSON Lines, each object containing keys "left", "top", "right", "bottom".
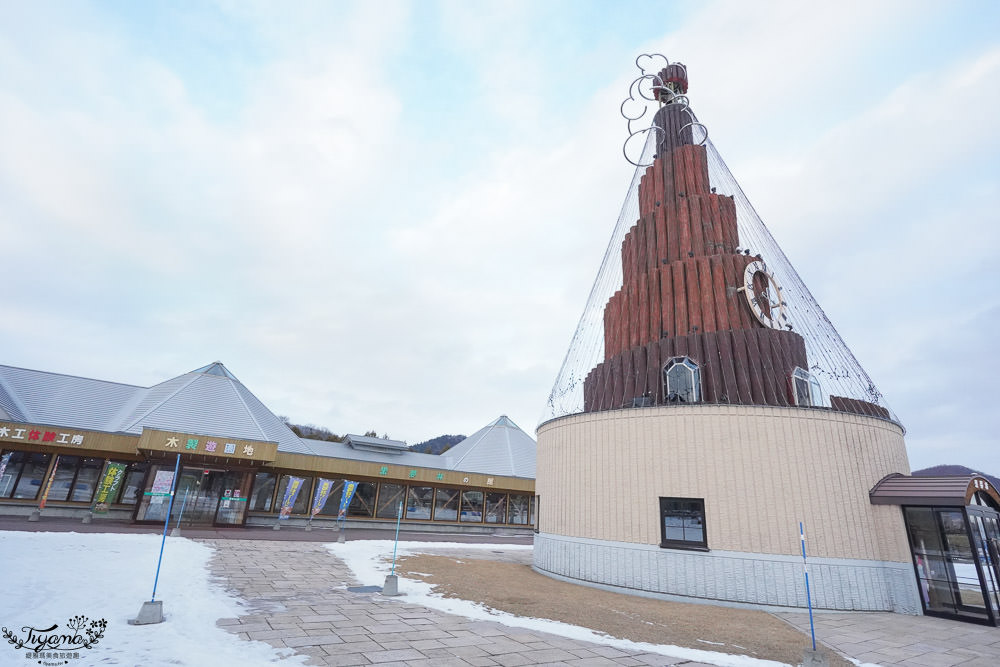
{"left": 450, "top": 419, "right": 501, "bottom": 469}
{"left": 227, "top": 376, "right": 270, "bottom": 440}
{"left": 119, "top": 372, "right": 202, "bottom": 432}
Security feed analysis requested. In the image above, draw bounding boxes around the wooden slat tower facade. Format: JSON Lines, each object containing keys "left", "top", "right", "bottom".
{"left": 583, "top": 64, "right": 888, "bottom": 418}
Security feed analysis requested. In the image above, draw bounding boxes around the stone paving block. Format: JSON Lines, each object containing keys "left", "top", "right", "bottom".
{"left": 565, "top": 657, "right": 625, "bottom": 666}
{"left": 466, "top": 657, "right": 500, "bottom": 666}
{"left": 361, "top": 648, "right": 427, "bottom": 663}
{"left": 409, "top": 638, "right": 447, "bottom": 650}
{"left": 441, "top": 636, "right": 487, "bottom": 648}
{"left": 586, "top": 646, "right": 631, "bottom": 659}
{"left": 491, "top": 653, "right": 536, "bottom": 667}
{"left": 520, "top": 648, "right": 578, "bottom": 662}
{"left": 628, "top": 654, "right": 692, "bottom": 666}
{"left": 903, "top": 653, "right": 976, "bottom": 667}
{"left": 284, "top": 633, "right": 347, "bottom": 648}
{"left": 480, "top": 639, "right": 534, "bottom": 656}
{"left": 447, "top": 644, "right": 491, "bottom": 658}
{"left": 320, "top": 655, "right": 373, "bottom": 667}
{"left": 326, "top": 640, "right": 383, "bottom": 655}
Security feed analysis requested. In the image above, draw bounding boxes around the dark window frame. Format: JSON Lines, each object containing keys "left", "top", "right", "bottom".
{"left": 659, "top": 496, "right": 708, "bottom": 550}
{"left": 663, "top": 357, "right": 702, "bottom": 403}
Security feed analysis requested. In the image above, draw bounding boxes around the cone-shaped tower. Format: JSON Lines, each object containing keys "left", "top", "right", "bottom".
{"left": 534, "top": 55, "right": 917, "bottom": 616}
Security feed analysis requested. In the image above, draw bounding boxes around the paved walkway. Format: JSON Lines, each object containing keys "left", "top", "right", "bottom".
{"left": 205, "top": 539, "right": 716, "bottom": 666}
{"left": 776, "top": 611, "right": 1000, "bottom": 667}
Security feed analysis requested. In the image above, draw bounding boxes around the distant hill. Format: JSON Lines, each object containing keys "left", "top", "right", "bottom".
{"left": 912, "top": 464, "right": 1000, "bottom": 489}
{"left": 410, "top": 434, "right": 465, "bottom": 455}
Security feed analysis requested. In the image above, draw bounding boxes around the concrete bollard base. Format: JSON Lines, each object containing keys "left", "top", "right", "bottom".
{"left": 802, "top": 649, "right": 829, "bottom": 667}
{"left": 382, "top": 575, "right": 401, "bottom": 596}
{"left": 128, "top": 600, "right": 164, "bottom": 625}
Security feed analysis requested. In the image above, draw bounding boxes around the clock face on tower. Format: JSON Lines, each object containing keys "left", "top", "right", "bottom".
{"left": 739, "top": 260, "right": 788, "bottom": 330}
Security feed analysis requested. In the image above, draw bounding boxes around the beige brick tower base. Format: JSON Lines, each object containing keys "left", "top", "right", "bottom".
{"left": 534, "top": 405, "right": 922, "bottom": 613}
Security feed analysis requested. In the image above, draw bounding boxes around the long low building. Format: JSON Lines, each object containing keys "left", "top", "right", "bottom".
{"left": 0, "top": 362, "right": 536, "bottom": 532}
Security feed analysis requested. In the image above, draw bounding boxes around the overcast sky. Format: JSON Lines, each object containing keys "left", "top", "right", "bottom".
{"left": 2, "top": 1, "right": 997, "bottom": 473}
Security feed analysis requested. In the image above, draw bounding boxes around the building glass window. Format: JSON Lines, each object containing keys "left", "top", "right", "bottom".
{"left": 485, "top": 493, "right": 506, "bottom": 524}
{"left": 276, "top": 475, "right": 312, "bottom": 515}
{"left": 406, "top": 486, "right": 434, "bottom": 520}
{"left": 0, "top": 450, "right": 26, "bottom": 498}
{"left": 376, "top": 483, "right": 405, "bottom": 519}
{"left": 792, "top": 367, "right": 823, "bottom": 407}
{"left": 249, "top": 472, "right": 277, "bottom": 512}
{"left": 659, "top": 497, "right": 707, "bottom": 549}
{"left": 314, "top": 479, "right": 346, "bottom": 516}
{"left": 70, "top": 458, "right": 103, "bottom": 502}
{"left": 460, "top": 490, "right": 484, "bottom": 523}
{"left": 116, "top": 462, "right": 148, "bottom": 505}
{"left": 347, "top": 481, "right": 376, "bottom": 517}
{"left": 46, "top": 455, "right": 81, "bottom": 502}
{"left": 433, "top": 488, "right": 459, "bottom": 521}
{"left": 663, "top": 357, "right": 701, "bottom": 403}
{"left": 508, "top": 494, "right": 530, "bottom": 525}
{"left": 12, "top": 452, "right": 52, "bottom": 500}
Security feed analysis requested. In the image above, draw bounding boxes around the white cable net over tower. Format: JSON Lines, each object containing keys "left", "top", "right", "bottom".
{"left": 541, "top": 55, "right": 898, "bottom": 427}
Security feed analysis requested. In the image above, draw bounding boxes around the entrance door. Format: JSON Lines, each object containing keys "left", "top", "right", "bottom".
{"left": 904, "top": 506, "right": 995, "bottom": 624}
{"left": 134, "top": 465, "right": 251, "bottom": 527}
{"left": 969, "top": 508, "right": 1000, "bottom": 620}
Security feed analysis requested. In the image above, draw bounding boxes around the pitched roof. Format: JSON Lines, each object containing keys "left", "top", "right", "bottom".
{"left": 0, "top": 363, "right": 538, "bottom": 479}
{"left": 0, "top": 362, "right": 306, "bottom": 453}
{"left": 444, "top": 415, "right": 536, "bottom": 478}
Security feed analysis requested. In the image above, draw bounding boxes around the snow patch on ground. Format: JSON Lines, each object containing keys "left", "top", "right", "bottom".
{"left": 0, "top": 531, "right": 304, "bottom": 665}
{"left": 329, "top": 540, "right": 793, "bottom": 667}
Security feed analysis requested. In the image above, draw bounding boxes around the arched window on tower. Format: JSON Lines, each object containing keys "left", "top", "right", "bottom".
{"left": 792, "top": 367, "right": 823, "bottom": 407}
{"left": 663, "top": 357, "right": 701, "bottom": 403}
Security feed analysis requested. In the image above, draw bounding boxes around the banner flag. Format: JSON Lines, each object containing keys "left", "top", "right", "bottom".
{"left": 338, "top": 480, "right": 358, "bottom": 519}
{"left": 311, "top": 478, "right": 335, "bottom": 517}
{"left": 279, "top": 476, "right": 305, "bottom": 519}
{"left": 92, "top": 462, "right": 128, "bottom": 514}
{"left": 39, "top": 455, "right": 61, "bottom": 510}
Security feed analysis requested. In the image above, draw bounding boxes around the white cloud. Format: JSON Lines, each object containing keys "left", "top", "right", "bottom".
{"left": 0, "top": 0, "right": 997, "bottom": 474}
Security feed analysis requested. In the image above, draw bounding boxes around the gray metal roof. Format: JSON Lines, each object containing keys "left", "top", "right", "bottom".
{"left": 297, "top": 437, "right": 447, "bottom": 469}
{"left": 443, "top": 415, "right": 536, "bottom": 478}
{"left": 0, "top": 363, "right": 537, "bottom": 479}
{"left": 0, "top": 362, "right": 305, "bottom": 452}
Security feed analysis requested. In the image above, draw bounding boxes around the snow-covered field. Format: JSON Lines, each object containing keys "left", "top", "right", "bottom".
{"left": 330, "top": 540, "right": 796, "bottom": 667}
{"left": 0, "top": 531, "right": 303, "bottom": 665}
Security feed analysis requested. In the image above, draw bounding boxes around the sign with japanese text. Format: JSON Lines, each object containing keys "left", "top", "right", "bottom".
{"left": 0, "top": 423, "right": 86, "bottom": 447}
{"left": 137, "top": 428, "right": 277, "bottom": 462}
{"left": 92, "top": 462, "right": 128, "bottom": 513}
{"left": 311, "top": 478, "right": 335, "bottom": 517}
{"left": 279, "top": 476, "right": 305, "bottom": 519}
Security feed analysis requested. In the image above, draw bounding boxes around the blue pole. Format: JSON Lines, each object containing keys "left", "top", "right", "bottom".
{"left": 175, "top": 486, "right": 190, "bottom": 529}
{"left": 800, "top": 521, "right": 817, "bottom": 652}
{"left": 390, "top": 500, "right": 403, "bottom": 576}
{"left": 151, "top": 454, "right": 181, "bottom": 602}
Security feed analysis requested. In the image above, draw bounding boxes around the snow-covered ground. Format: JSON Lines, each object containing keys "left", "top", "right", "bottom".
{"left": 330, "top": 540, "right": 796, "bottom": 667}
{"left": 0, "top": 531, "right": 304, "bottom": 665}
